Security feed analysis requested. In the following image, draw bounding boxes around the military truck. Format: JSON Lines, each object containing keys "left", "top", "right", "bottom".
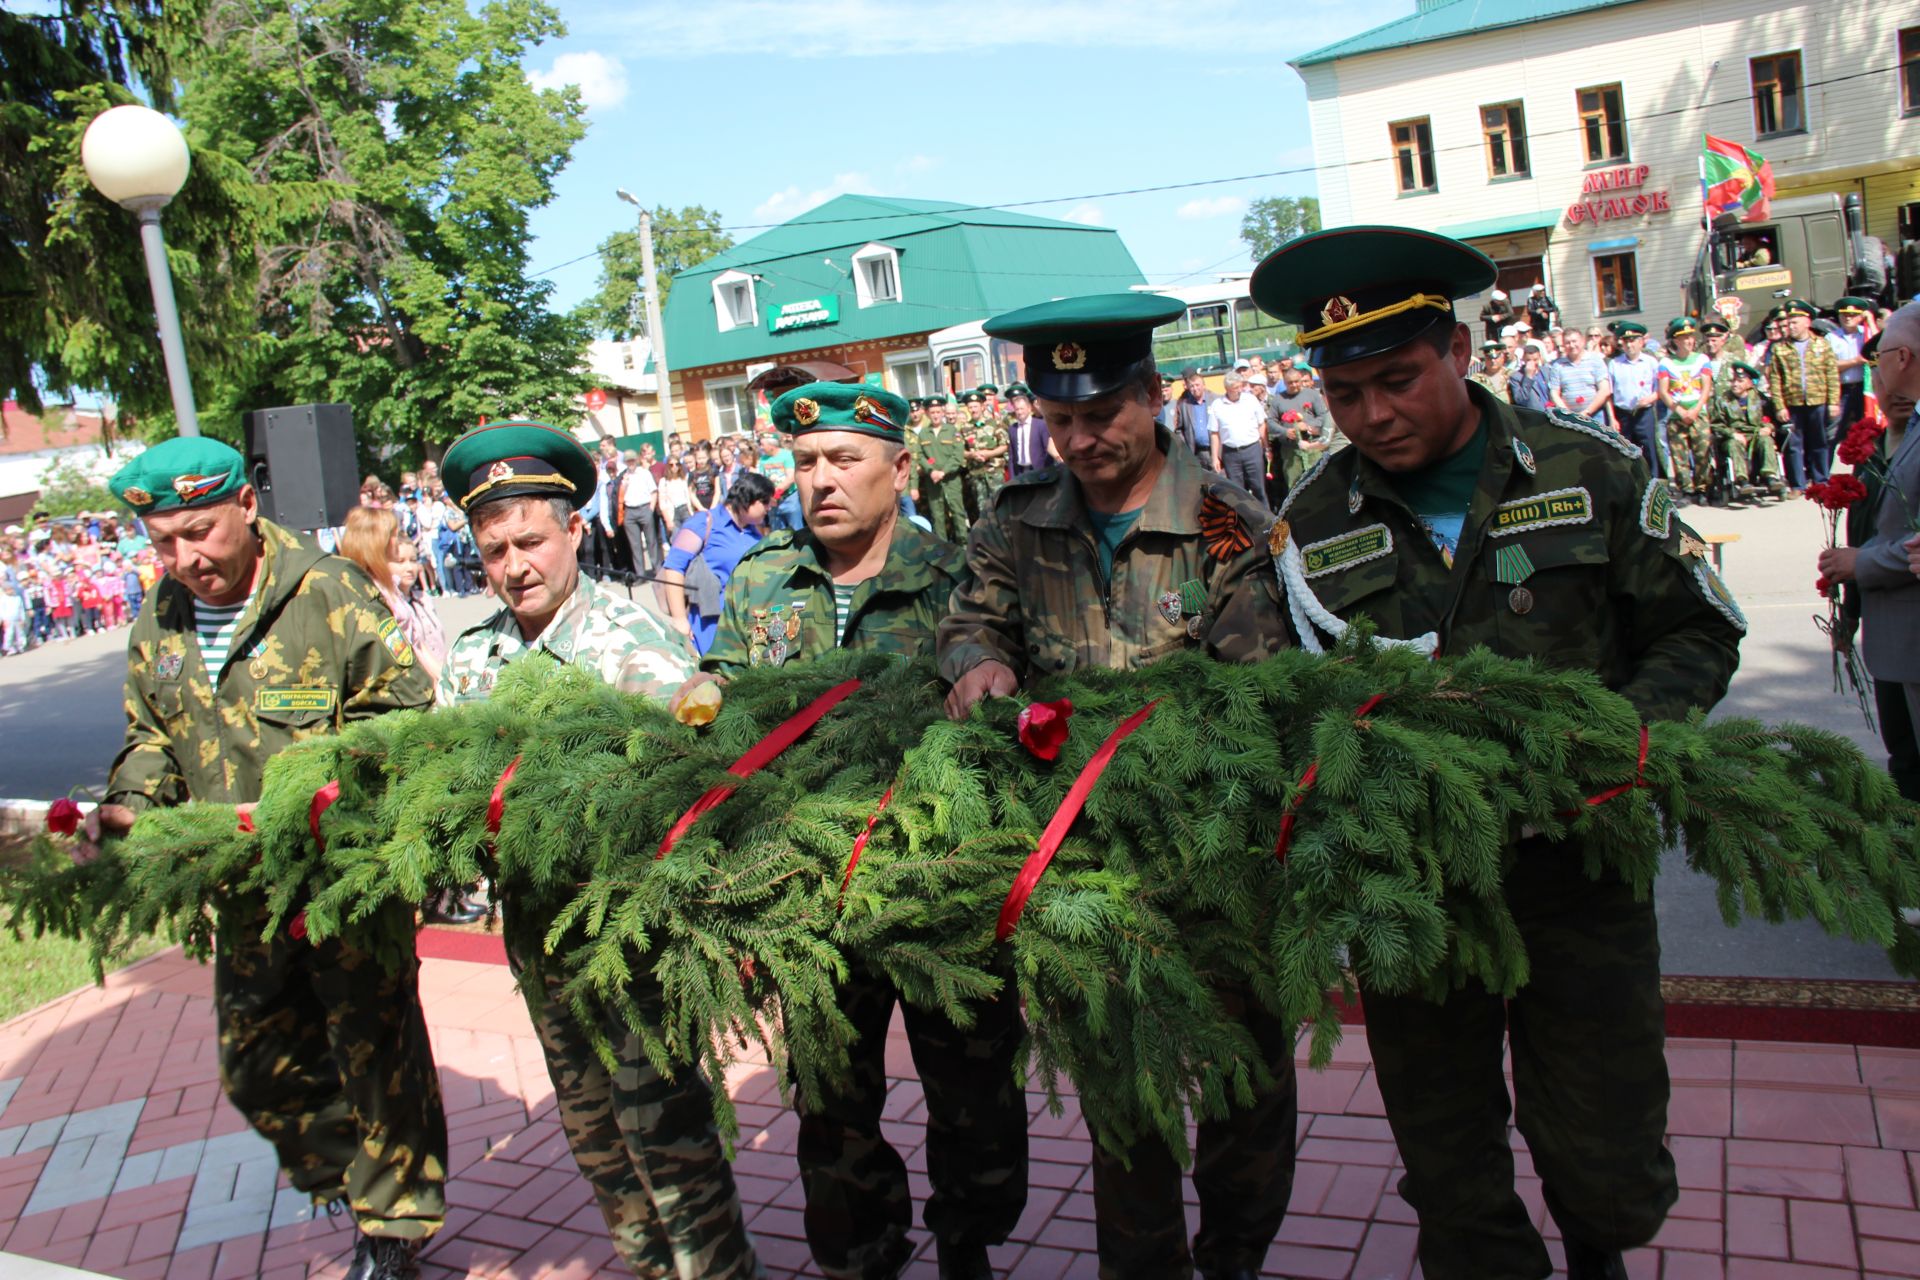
{"left": 1683, "top": 192, "right": 1891, "bottom": 335}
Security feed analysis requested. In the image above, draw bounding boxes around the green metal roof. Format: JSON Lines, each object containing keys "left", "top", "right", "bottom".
{"left": 1294, "top": 0, "right": 1645, "bottom": 67}
{"left": 663, "top": 195, "right": 1145, "bottom": 371}
{"left": 1436, "top": 209, "right": 1562, "bottom": 241}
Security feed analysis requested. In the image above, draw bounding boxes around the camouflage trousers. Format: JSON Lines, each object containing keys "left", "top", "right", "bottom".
{"left": 1090, "top": 982, "right": 1298, "bottom": 1280}
{"left": 214, "top": 895, "right": 446, "bottom": 1239}
{"left": 1363, "top": 837, "right": 1676, "bottom": 1280}
{"left": 1665, "top": 414, "right": 1713, "bottom": 492}
{"left": 796, "top": 963, "right": 1028, "bottom": 1279}
{"left": 921, "top": 476, "right": 970, "bottom": 545}
{"left": 965, "top": 469, "right": 1004, "bottom": 525}
{"left": 508, "top": 933, "right": 763, "bottom": 1279}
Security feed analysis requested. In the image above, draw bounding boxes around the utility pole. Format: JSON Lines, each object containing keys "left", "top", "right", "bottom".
{"left": 617, "top": 190, "right": 675, "bottom": 437}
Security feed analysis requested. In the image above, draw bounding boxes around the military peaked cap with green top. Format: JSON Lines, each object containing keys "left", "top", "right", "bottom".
{"left": 1728, "top": 360, "right": 1761, "bottom": 380}
{"left": 982, "top": 292, "right": 1185, "bottom": 402}
{"left": 769, "top": 381, "right": 908, "bottom": 442}
{"left": 1780, "top": 298, "right": 1817, "bottom": 318}
{"left": 1834, "top": 296, "right": 1874, "bottom": 315}
{"left": 976, "top": 383, "right": 999, "bottom": 397}
{"left": 1248, "top": 226, "right": 1496, "bottom": 369}
{"left": 110, "top": 437, "right": 247, "bottom": 514}
{"left": 1004, "top": 381, "right": 1033, "bottom": 400}
{"left": 961, "top": 389, "right": 986, "bottom": 406}
{"left": 1609, "top": 319, "right": 1648, "bottom": 338}
{"left": 1699, "top": 316, "right": 1730, "bottom": 334}
{"left": 442, "top": 420, "right": 599, "bottom": 512}
{"left": 1665, "top": 316, "right": 1697, "bottom": 338}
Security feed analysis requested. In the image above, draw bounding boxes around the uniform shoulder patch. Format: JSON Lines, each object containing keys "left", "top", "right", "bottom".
{"left": 1639, "top": 478, "right": 1674, "bottom": 540}
{"left": 375, "top": 615, "right": 416, "bottom": 667}
{"left": 1691, "top": 558, "right": 1748, "bottom": 633}
{"left": 1543, "top": 407, "right": 1643, "bottom": 459}
{"left": 1199, "top": 487, "right": 1256, "bottom": 561}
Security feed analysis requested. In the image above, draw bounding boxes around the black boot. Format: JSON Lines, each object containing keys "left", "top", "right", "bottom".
{"left": 344, "top": 1234, "right": 422, "bottom": 1280}
{"left": 936, "top": 1237, "right": 993, "bottom": 1280}
{"left": 1562, "top": 1236, "right": 1629, "bottom": 1280}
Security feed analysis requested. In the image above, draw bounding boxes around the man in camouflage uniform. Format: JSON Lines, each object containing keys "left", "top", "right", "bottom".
{"left": 959, "top": 389, "right": 1009, "bottom": 522}
{"left": 437, "top": 422, "right": 763, "bottom": 1280}
{"left": 90, "top": 438, "right": 446, "bottom": 1280}
{"left": 1709, "top": 360, "right": 1787, "bottom": 499}
{"left": 903, "top": 397, "right": 929, "bottom": 515}
{"left": 938, "top": 295, "right": 1297, "bottom": 1280}
{"left": 1766, "top": 297, "right": 1842, "bottom": 488}
{"left": 682, "top": 384, "right": 1026, "bottom": 1280}
{"left": 1250, "top": 226, "right": 1744, "bottom": 1280}
{"left": 920, "top": 396, "right": 970, "bottom": 544}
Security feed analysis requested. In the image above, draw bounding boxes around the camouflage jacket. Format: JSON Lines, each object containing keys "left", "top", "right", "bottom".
{"left": 937, "top": 427, "right": 1286, "bottom": 685}
{"left": 1766, "top": 334, "right": 1840, "bottom": 415}
{"left": 107, "top": 519, "right": 433, "bottom": 811}
{"left": 1707, "top": 388, "right": 1772, "bottom": 438}
{"left": 703, "top": 518, "right": 964, "bottom": 677}
{"left": 963, "top": 419, "right": 1009, "bottom": 473}
{"left": 437, "top": 572, "right": 694, "bottom": 705}
{"left": 923, "top": 421, "right": 968, "bottom": 475}
{"left": 1277, "top": 384, "right": 1743, "bottom": 722}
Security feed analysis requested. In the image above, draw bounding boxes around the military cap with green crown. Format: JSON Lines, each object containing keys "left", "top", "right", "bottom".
{"left": 1834, "top": 296, "right": 1874, "bottom": 314}
{"left": 1248, "top": 225, "right": 1496, "bottom": 369}
{"left": 1608, "top": 319, "right": 1648, "bottom": 338}
{"left": 769, "top": 381, "right": 907, "bottom": 442}
{"left": 982, "top": 292, "right": 1186, "bottom": 402}
{"left": 442, "top": 420, "right": 599, "bottom": 513}
{"left": 960, "top": 389, "right": 987, "bottom": 406}
{"left": 1699, "top": 316, "right": 1730, "bottom": 334}
{"left": 110, "top": 437, "right": 247, "bottom": 513}
{"left": 1727, "top": 360, "right": 1762, "bottom": 380}
{"left": 975, "top": 382, "right": 1000, "bottom": 397}
{"left": 1664, "top": 316, "right": 1698, "bottom": 338}
{"left": 1004, "top": 381, "right": 1034, "bottom": 400}
{"left": 1780, "top": 298, "right": 1818, "bottom": 318}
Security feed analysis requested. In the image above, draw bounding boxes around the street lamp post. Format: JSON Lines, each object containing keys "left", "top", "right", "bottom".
{"left": 81, "top": 105, "right": 200, "bottom": 437}
{"left": 615, "top": 188, "right": 676, "bottom": 437}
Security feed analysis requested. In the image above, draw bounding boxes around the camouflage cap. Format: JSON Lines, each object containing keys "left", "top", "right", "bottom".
{"left": 983, "top": 292, "right": 1186, "bottom": 403}
{"left": 109, "top": 437, "right": 246, "bottom": 514}
{"left": 442, "top": 420, "right": 598, "bottom": 512}
{"left": 768, "top": 381, "right": 908, "bottom": 442}
{"left": 1247, "top": 225, "right": 1496, "bottom": 369}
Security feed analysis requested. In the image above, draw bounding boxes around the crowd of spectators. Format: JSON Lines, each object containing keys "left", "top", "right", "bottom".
{"left": 0, "top": 514, "right": 160, "bottom": 657}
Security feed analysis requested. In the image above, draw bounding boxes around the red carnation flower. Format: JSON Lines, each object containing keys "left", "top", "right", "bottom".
{"left": 288, "top": 912, "right": 308, "bottom": 941}
{"left": 1836, "top": 420, "right": 1886, "bottom": 467}
{"left": 1815, "top": 575, "right": 1833, "bottom": 597}
{"left": 45, "top": 797, "right": 82, "bottom": 836}
{"left": 1816, "top": 474, "right": 1869, "bottom": 510}
{"left": 1017, "top": 698, "right": 1074, "bottom": 762}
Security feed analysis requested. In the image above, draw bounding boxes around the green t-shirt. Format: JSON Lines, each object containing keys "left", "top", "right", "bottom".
{"left": 1086, "top": 506, "right": 1144, "bottom": 580}
{"left": 1384, "top": 421, "right": 1488, "bottom": 568}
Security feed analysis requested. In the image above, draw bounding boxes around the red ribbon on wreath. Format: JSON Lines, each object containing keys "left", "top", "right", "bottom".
{"left": 487, "top": 755, "right": 523, "bottom": 837}
{"left": 996, "top": 699, "right": 1161, "bottom": 942}
{"left": 292, "top": 779, "right": 343, "bottom": 941}
{"left": 657, "top": 678, "right": 863, "bottom": 858}
{"left": 1565, "top": 724, "right": 1650, "bottom": 812}
{"left": 837, "top": 784, "right": 895, "bottom": 910}
{"left": 1274, "top": 694, "right": 1387, "bottom": 864}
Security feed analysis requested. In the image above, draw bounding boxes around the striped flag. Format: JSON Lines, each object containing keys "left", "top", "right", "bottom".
{"left": 1701, "top": 134, "right": 1775, "bottom": 223}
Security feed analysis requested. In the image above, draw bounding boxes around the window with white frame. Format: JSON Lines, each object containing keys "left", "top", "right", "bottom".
{"left": 706, "top": 377, "right": 756, "bottom": 435}
{"left": 712, "top": 271, "right": 758, "bottom": 331}
{"left": 886, "top": 353, "right": 934, "bottom": 399}
{"left": 852, "top": 243, "right": 902, "bottom": 307}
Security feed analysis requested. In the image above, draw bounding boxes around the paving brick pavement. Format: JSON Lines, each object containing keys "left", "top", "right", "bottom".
{"left": 4, "top": 947, "right": 1920, "bottom": 1279}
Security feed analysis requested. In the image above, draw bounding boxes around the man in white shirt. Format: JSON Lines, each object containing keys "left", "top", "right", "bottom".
{"left": 1207, "top": 372, "right": 1270, "bottom": 507}
{"left": 618, "top": 450, "right": 659, "bottom": 574}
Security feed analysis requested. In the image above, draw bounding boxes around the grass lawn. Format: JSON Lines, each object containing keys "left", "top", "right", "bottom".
{"left": 0, "top": 927, "right": 167, "bottom": 1023}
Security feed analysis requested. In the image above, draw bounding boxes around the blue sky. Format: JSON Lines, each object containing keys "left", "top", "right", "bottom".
{"left": 523, "top": 0, "right": 1413, "bottom": 314}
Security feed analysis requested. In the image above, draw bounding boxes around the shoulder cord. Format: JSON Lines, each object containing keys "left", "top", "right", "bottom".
{"left": 1271, "top": 533, "right": 1440, "bottom": 659}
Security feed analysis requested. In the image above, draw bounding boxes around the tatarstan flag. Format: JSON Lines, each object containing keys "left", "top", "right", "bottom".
{"left": 1702, "top": 134, "right": 1775, "bottom": 222}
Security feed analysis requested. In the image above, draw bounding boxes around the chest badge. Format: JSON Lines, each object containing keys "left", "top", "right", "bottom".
{"left": 767, "top": 637, "right": 789, "bottom": 666}
{"left": 1514, "top": 438, "right": 1537, "bottom": 476}
{"left": 1348, "top": 476, "right": 1364, "bottom": 515}
{"left": 1157, "top": 590, "right": 1183, "bottom": 626}
{"left": 156, "top": 650, "right": 184, "bottom": 680}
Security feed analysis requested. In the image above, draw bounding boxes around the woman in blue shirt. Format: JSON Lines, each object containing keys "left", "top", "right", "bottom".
{"left": 660, "top": 471, "right": 774, "bottom": 653}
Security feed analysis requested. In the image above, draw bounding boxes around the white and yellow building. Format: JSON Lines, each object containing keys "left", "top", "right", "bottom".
{"left": 1292, "top": 0, "right": 1920, "bottom": 328}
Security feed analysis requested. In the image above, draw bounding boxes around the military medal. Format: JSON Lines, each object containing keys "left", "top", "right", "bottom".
{"left": 250, "top": 659, "right": 268, "bottom": 680}
{"left": 1508, "top": 587, "right": 1534, "bottom": 615}
{"left": 1186, "top": 615, "right": 1205, "bottom": 639}
{"left": 749, "top": 644, "right": 766, "bottom": 667}
{"left": 1157, "top": 590, "right": 1183, "bottom": 626}
{"left": 768, "top": 638, "right": 789, "bottom": 666}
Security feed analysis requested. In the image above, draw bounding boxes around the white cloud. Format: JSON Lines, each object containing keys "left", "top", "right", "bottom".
{"left": 584, "top": 0, "right": 1347, "bottom": 58}
{"left": 527, "top": 51, "right": 629, "bottom": 111}
{"left": 752, "top": 171, "right": 879, "bottom": 221}
{"left": 1059, "top": 203, "right": 1106, "bottom": 226}
{"left": 897, "top": 154, "right": 939, "bottom": 175}
{"left": 1177, "top": 195, "right": 1248, "bottom": 220}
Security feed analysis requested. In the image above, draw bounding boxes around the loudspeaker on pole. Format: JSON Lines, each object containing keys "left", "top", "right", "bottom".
{"left": 241, "top": 403, "right": 359, "bottom": 531}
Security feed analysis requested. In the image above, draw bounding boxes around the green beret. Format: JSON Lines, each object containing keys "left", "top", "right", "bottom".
{"left": 1728, "top": 360, "right": 1761, "bottom": 380}
{"left": 442, "top": 420, "right": 599, "bottom": 513}
{"left": 983, "top": 292, "right": 1185, "bottom": 402}
{"left": 1247, "top": 226, "right": 1495, "bottom": 369}
{"left": 1609, "top": 320, "right": 1648, "bottom": 338}
{"left": 110, "top": 437, "right": 246, "bottom": 514}
{"left": 1780, "top": 298, "right": 1817, "bottom": 318}
{"left": 1834, "top": 296, "right": 1873, "bottom": 314}
{"left": 769, "top": 381, "right": 908, "bottom": 442}
{"left": 1665, "top": 317, "right": 1697, "bottom": 338}
{"left": 1005, "top": 381, "right": 1034, "bottom": 400}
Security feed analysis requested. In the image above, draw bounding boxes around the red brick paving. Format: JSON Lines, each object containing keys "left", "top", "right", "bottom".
{"left": 2, "top": 948, "right": 1919, "bottom": 1277}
